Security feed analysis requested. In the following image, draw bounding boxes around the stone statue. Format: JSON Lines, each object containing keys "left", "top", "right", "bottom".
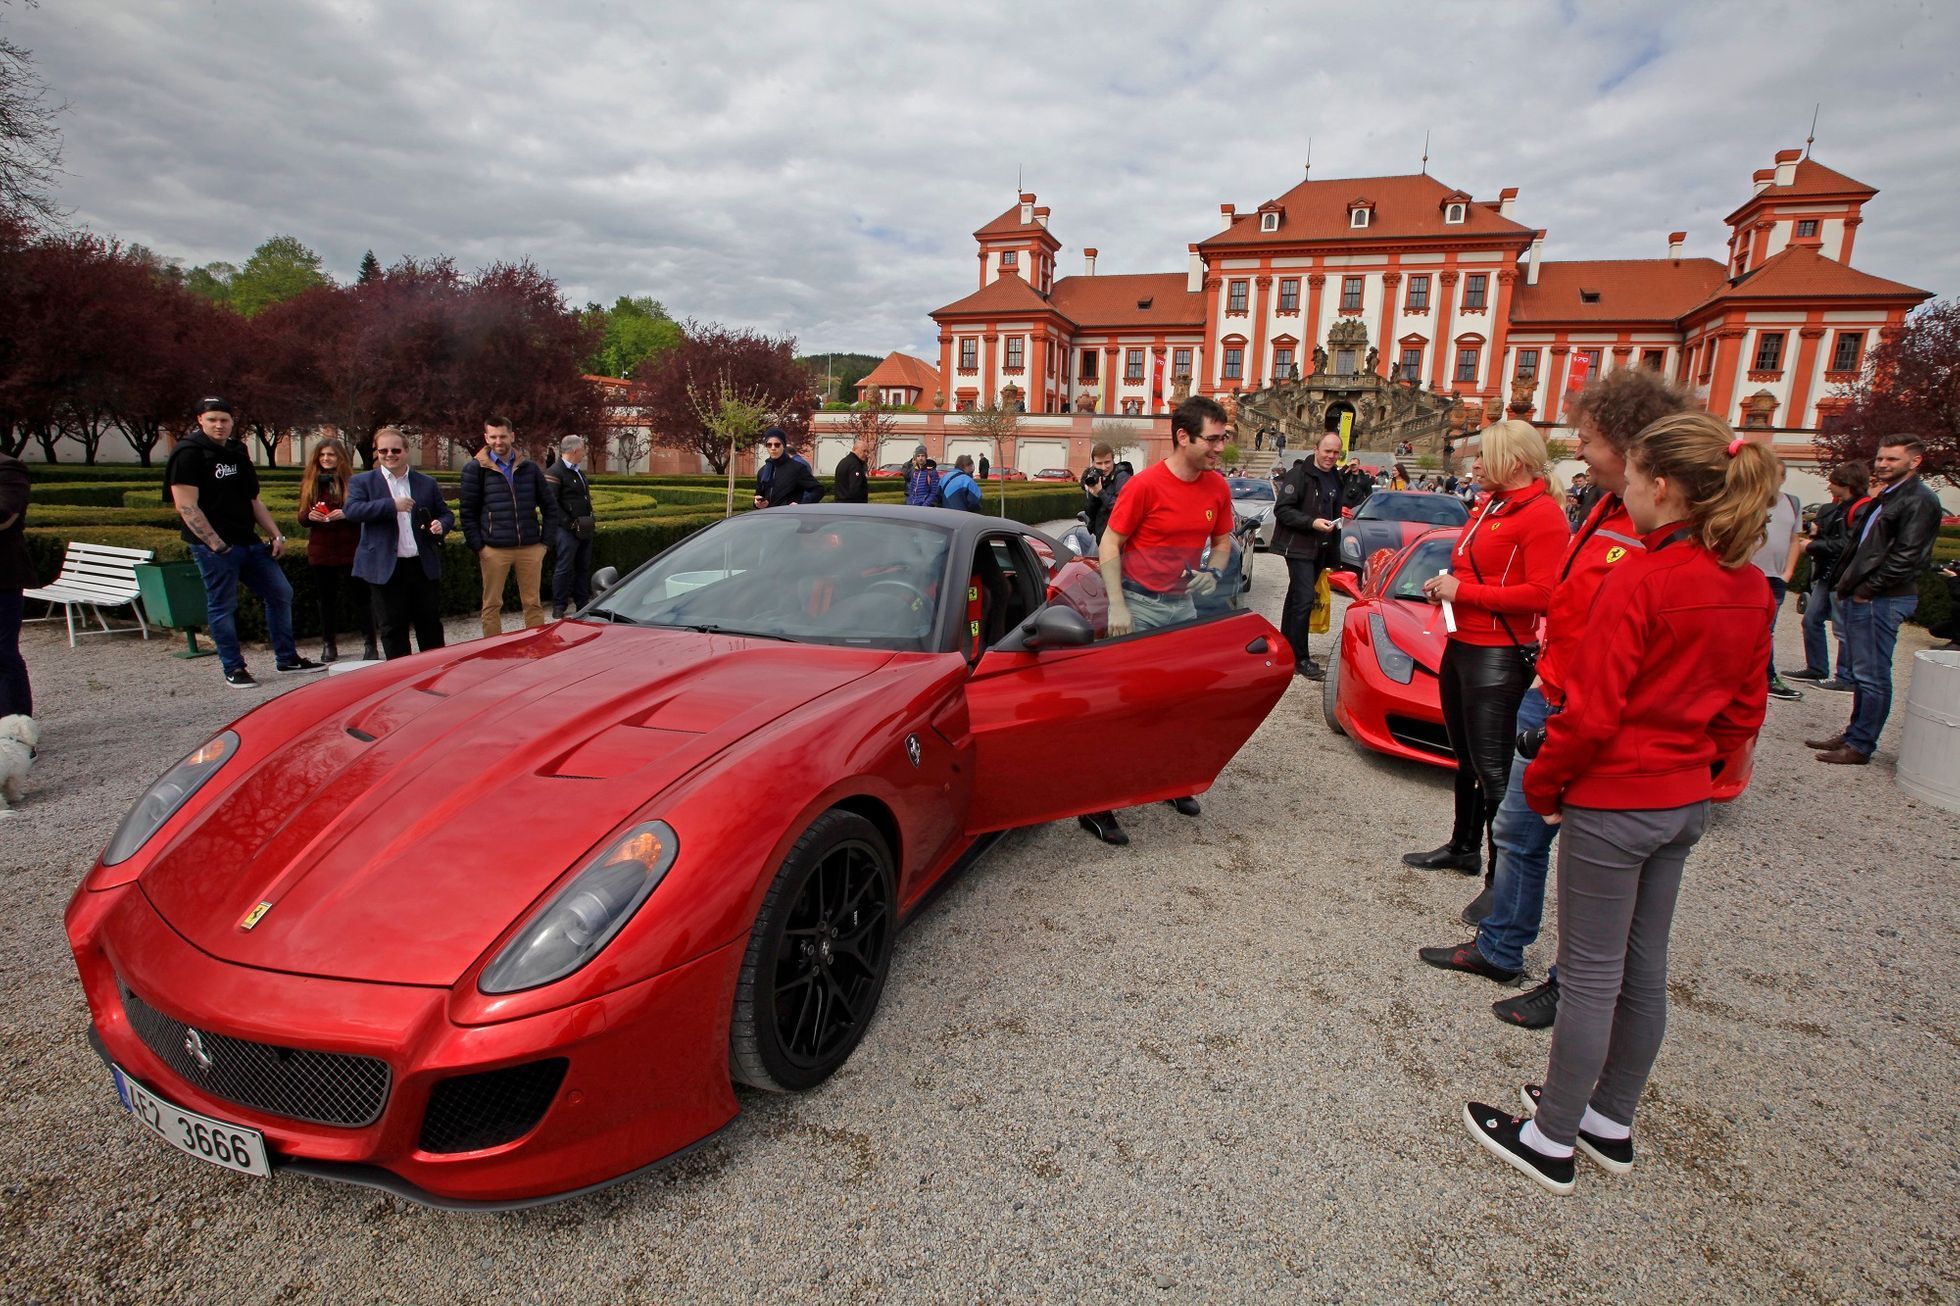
{"left": 1365, "top": 346, "right": 1380, "bottom": 376}
{"left": 1506, "top": 377, "right": 1535, "bottom": 417}
{"left": 1312, "top": 345, "right": 1328, "bottom": 375}
{"left": 1075, "top": 392, "right": 1096, "bottom": 413}
{"left": 1171, "top": 373, "right": 1192, "bottom": 403}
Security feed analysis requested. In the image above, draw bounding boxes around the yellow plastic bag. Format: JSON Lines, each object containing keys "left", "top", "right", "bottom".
{"left": 1310, "top": 569, "right": 1332, "bottom": 634}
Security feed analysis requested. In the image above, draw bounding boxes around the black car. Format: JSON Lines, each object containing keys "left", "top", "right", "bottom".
{"left": 1333, "top": 491, "right": 1470, "bottom": 572}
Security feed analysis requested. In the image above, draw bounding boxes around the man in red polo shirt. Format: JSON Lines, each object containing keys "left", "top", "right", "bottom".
{"left": 1076, "top": 395, "right": 1237, "bottom": 846}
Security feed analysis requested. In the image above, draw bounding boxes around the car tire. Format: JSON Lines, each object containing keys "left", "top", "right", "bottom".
{"left": 730, "top": 810, "right": 897, "bottom": 1093}
{"left": 1321, "top": 639, "right": 1346, "bottom": 736}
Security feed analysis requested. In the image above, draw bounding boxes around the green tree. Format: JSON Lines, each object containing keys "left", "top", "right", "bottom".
{"left": 583, "top": 295, "right": 681, "bottom": 377}
{"left": 356, "top": 249, "right": 381, "bottom": 284}
{"left": 183, "top": 261, "right": 236, "bottom": 305}
{"left": 229, "top": 235, "right": 330, "bottom": 316}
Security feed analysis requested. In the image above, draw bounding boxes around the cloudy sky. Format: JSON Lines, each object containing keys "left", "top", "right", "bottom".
{"left": 16, "top": 1, "right": 1958, "bottom": 358}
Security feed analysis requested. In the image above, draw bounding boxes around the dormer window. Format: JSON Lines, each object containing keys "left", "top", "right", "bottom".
{"left": 1349, "top": 208, "right": 1371, "bottom": 229}
{"left": 1260, "top": 211, "right": 1279, "bottom": 232}
{"left": 1444, "top": 202, "right": 1467, "bottom": 224}
{"left": 1796, "top": 219, "right": 1819, "bottom": 237}
{"left": 1579, "top": 289, "right": 1601, "bottom": 304}
{"left": 1001, "top": 250, "right": 1018, "bottom": 267}
{"left": 1136, "top": 297, "right": 1153, "bottom": 311}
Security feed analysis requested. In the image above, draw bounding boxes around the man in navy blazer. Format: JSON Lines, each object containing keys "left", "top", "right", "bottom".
{"left": 341, "top": 428, "right": 455, "bottom": 659}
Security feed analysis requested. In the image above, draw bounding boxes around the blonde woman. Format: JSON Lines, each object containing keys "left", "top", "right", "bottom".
{"left": 298, "top": 438, "right": 375, "bottom": 661}
{"left": 1405, "top": 421, "right": 1568, "bottom": 951}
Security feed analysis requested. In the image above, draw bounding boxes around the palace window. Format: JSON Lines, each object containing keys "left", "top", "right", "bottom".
{"left": 1753, "top": 332, "right": 1785, "bottom": 372}
{"left": 1260, "top": 211, "right": 1280, "bottom": 232}
{"left": 1444, "top": 202, "right": 1467, "bottom": 224}
{"left": 1122, "top": 398, "right": 1144, "bottom": 415}
{"left": 1005, "top": 337, "right": 1024, "bottom": 369}
{"left": 1581, "top": 348, "right": 1604, "bottom": 375}
{"left": 1699, "top": 342, "right": 1715, "bottom": 382}
{"left": 1079, "top": 349, "right": 1098, "bottom": 381}
{"left": 1349, "top": 207, "right": 1371, "bottom": 229}
{"left": 1641, "top": 348, "right": 1666, "bottom": 371}
{"left": 1734, "top": 250, "right": 1748, "bottom": 277}
{"left": 1227, "top": 280, "right": 1249, "bottom": 313}
{"left": 1406, "top": 275, "right": 1430, "bottom": 311}
{"left": 1173, "top": 346, "right": 1192, "bottom": 376}
{"left": 1796, "top": 219, "right": 1819, "bottom": 238}
{"left": 1001, "top": 250, "right": 1018, "bottom": 267}
{"left": 1455, "top": 347, "right": 1481, "bottom": 383}
{"left": 1398, "top": 347, "right": 1423, "bottom": 381}
{"left": 1278, "top": 278, "right": 1300, "bottom": 312}
{"left": 1273, "top": 347, "right": 1295, "bottom": 380}
{"left": 1223, "top": 347, "right": 1244, "bottom": 380}
{"left": 1463, "top": 274, "right": 1489, "bottom": 310}
{"left": 1831, "top": 331, "right": 1863, "bottom": 373}
{"left": 1334, "top": 349, "right": 1356, "bottom": 376}
{"left": 1514, "top": 348, "right": 1539, "bottom": 381}
{"left": 959, "top": 338, "right": 978, "bottom": 370}
{"left": 1340, "top": 276, "right": 1364, "bottom": 311}
{"left": 1125, "top": 349, "right": 1145, "bottom": 382}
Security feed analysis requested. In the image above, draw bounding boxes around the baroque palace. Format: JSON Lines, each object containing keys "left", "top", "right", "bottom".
{"left": 864, "top": 146, "right": 1926, "bottom": 472}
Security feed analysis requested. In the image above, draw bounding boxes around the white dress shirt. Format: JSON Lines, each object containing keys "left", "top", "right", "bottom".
{"left": 381, "top": 467, "right": 419, "bottom": 558}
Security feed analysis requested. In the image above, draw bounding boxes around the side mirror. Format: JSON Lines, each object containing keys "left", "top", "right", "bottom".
{"left": 591, "top": 566, "right": 620, "bottom": 594}
{"left": 1019, "top": 604, "right": 1095, "bottom": 650}
{"left": 1327, "top": 571, "right": 1359, "bottom": 599}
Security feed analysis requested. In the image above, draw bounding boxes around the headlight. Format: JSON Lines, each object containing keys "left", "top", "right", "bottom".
{"left": 479, "top": 821, "right": 679, "bottom": 994}
{"left": 1369, "top": 613, "right": 1416, "bottom": 684}
{"left": 101, "top": 732, "right": 238, "bottom": 866}
{"left": 1341, "top": 534, "right": 1362, "bottom": 561}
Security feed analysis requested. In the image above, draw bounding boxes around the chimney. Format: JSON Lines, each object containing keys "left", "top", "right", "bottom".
{"left": 1084, "top": 247, "right": 1098, "bottom": 276}
{"left": 1773, "top": 149, "right": 1801, "bottom": 188}
{"left": 1667, "top": 230, "right": 1687, "bottom": 261}
{"left": 1498, "top": 186, "right": 1518, "bottom": 218}
{"left": 1220, "top": 203, "right": 1236, "bottom": 226}
{"left": 1187, "top": 244, "right": 1203, "bottom": 294}
{"left": 1752, "top": 168, "right": 1775, "bottom": 195}
{"left": 1019, "top": 192, "right": 1035, "bottom": 225}
{"left": 1526, "top": 231, "right": 1544, "bottom": 286}
{"left": 1033, "top": 205, "right": 1049, "bottom": 228}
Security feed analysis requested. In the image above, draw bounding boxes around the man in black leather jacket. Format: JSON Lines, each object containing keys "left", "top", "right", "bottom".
{"left": 546, "top": 435, "right": 597, "bottom": 619}
{"left": 1272, "top": 431, "right": 1344, "bottom": 678}
{"left": 1811, "top": 435, "right": 1942, "bottom": 765}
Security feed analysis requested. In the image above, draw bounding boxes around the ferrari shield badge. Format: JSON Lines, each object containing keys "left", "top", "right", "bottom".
{"left": 239, "top": 900, "right": 272, "bottom": 931}
{"left": 905, "top": 734, "right": 922, "bottom": 769}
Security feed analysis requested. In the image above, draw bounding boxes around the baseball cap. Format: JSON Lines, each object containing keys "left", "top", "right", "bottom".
{"left": 194, "top": 397, "right": 234, "bottom": 416}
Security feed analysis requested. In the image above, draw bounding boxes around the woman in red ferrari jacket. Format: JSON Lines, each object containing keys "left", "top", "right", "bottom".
{"left": 1404, "top": 420, "right": 1568, "bottom": 892}
{"left": 1463, "top": 412, "right": 1778, "bottom": 1193}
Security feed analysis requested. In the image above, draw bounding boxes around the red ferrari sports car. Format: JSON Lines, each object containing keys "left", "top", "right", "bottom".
{"left": 1321, "top": 528, "right": 1754, "bottom": 800}
{"left": 68, "top": 506, "right": 1289, "bottom": 1207}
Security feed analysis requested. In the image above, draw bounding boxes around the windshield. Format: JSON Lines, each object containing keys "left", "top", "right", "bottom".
{"left": 587, "top": 513, "right": 953, "bottom": 651}
{"left": 1357, "top": 492, "right": 1469, "bottom": 526}
{"left": 1227, "top": 478, "right": 1275, "bottom": 500}
{"left": 1387, "top": 537, "right": 1458, "bottom": 600}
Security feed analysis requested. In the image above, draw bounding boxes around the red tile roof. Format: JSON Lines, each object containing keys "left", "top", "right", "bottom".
{"left": 856, "top": 351, "right": 940, "bottom": 394}
{"left": 1049, "top": 273, "right": 1204, "bottom": 329}
{"left": 973, "top": 203, "right": 1056, "bottom": 240}
{"left": 1199, "top": 173, "right": 1534, "bottom": 248}
{"left": 931, "top": 272, "right": 1064, "bottom": 319}
{"left": 1511, "top": 258, "right": 1729, "bottom": 324}
{"left": 1724, "top": 157, "right": 1877, "bottom": 222}
{"left": 1687, "top": 243, "right": 1930, "bottom": 315}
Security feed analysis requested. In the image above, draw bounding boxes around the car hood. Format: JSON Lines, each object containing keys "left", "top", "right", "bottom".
{"left": 1345, "top": 518, "right": 1432, "bottom": 554}
{"left": 139, "top": 623, "right": 891, "bottom": 987}
{"left": 1375, "top": 598, "right": 1447, "bottom": 676}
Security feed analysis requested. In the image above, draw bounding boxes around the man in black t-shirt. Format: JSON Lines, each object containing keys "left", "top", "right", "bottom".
{"left": 166, "top": 397, "right": 323, "bottom": 688}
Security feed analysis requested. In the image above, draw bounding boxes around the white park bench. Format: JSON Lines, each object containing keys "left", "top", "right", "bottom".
{"left": 23, "top": 542, "right": 155, "bottom": 646}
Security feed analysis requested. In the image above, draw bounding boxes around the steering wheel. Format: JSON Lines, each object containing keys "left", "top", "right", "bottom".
{"left": 865, "top": 578, "right": 930, "bottom": 610}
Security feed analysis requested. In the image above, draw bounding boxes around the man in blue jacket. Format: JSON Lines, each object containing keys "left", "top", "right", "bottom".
{"left": 460, "top": 417, "right": 558, "bottom": 638}
{"left": 342, "top": 427, "right": 455, "bottom": 659}
{"left": 940, "top": 455, "right": 983, "bottom": 511}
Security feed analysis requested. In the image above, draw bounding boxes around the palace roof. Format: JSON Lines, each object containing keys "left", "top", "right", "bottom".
{"left": 930, "top": 272, "right": 1062, "bottom": 319}
{"left": 1511, "top": 258, "right": 1729, "bottom": 325}
{"left": 1724, "top": 158, "right": 1877, "bottom": 223}
{"left": 856, "top": 351, "right": 940, "bottom": 393}
{"left": 1199, "top": 173, "right": 1535, "bottom": 248}
{"left": 1049, "top": 273, "right": 1205, "bottom": 330}
{"left": 1687, "top": 244, "right": 1930, "bottom": 316}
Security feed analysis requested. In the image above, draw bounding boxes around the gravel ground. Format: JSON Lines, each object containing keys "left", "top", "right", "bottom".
{"left": 2, "top": 567, "right": 1955, "bottom": 1304}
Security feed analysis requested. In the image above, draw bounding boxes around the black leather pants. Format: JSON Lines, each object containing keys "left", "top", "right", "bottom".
{"left": 1437, "top": 640, "right": 1533, "bottom": 869}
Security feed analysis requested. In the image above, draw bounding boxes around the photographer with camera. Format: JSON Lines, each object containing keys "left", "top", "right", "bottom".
{"left": 1460, "top": 413, "right": 1777, "bottom": 1194}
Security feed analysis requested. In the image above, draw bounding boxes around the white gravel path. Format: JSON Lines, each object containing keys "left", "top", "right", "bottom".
{"left": 1, "top": 567, "right": 1954, "bottom": 1303}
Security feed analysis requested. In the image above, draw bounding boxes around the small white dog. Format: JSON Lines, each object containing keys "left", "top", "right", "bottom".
{"left": 0, "top": 714, "right": 39, "bottom": 816}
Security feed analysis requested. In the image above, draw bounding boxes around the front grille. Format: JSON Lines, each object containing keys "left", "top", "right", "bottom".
{"left": 119, "top": 982, "right": 390, "bottom": 1127}
{"left": 1385, "top": 714, "right": 1454, "bottom": 759}
{"left": 419, "top": 1060, "right": 567, "bottom": 1154}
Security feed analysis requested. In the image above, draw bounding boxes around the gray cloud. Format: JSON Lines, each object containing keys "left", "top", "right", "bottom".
{"left": 16, "top": 0, "right": 1958, "bottom": 360}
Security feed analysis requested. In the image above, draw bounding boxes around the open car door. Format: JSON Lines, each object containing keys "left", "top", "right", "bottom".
{"left": 961, "top": 607, "right": 1291, "bottom": 834}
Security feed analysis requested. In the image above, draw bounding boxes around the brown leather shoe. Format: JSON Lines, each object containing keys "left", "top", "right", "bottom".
{"left": 1803, "top": 733, "right": 1846, "bottom": 751}
{"left": 1815, "top": 746, "right": 1870, "bottom": 765}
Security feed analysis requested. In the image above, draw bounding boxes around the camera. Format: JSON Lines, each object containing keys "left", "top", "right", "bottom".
{"left": 1516, "top": 726, "right": 1548, "bottom": 759}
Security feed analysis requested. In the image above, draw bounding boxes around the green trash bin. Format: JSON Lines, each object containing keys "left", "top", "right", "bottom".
{"left": 133, "top": 561, "right": 217, "bottom": 659}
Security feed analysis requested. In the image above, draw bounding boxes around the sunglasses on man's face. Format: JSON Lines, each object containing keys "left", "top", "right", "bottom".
{"left": 765, "top": 442, "right": 783, "bottom": 450}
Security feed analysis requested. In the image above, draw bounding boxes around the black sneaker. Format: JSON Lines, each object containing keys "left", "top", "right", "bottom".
{"left": 1402, "top": 844, "right": 1482, "bottom": 874}
{"left": 1417, "top": 942, "right": 1521, "bottom": 983}
{"left": 1520, "top": 1084, "right": 1634, "bottom": 1174}
{"left": 1462, "top": 1101, "right": 1574, "bottom": 1194}
{"left": 1077, "top": 811, "right": 1129, "bottom": 846}
{"left": 1297, "top": 660, "right": 1324, "bottom": 681}
{"left": 1164, "top": 796, "right": 1201, "bottom": 817}
{"left": 223, "top": 666, "right": 259, "bottom": 689}
{"left": 1767, "top": 679, "right": 1804, "bottom": 701}
{"left": 1817, "top": 678, "right": 1855, "bottom": 693}
{"left": 1460, "top": 884, "right": 1495, "bottom": 927}
{"left": 1492, "top": 978, "right": 1559, "bottom": 1029}
{"left": 1782, "top": 668, "right": 1827, "bottom": 682}
{"left": 275, "top": 657, "right": 328, "bottom": 675}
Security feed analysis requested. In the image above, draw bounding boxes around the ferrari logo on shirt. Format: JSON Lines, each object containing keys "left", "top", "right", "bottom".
{"left": 239, "top": 900, "right": 272, "bottom": 931}
{"left": 1605, "top": 546, "right": 1627, "bottom": 564}
{"left": 1489, "top": 522, "right": 1501, "bottom": 532}
{"left": 1205, "top": 509, "right": 1215, "bottom": 521}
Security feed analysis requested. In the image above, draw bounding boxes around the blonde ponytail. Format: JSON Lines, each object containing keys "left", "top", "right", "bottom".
{"left": 1627, "top": 414, "right": 1782, "bottom": 568}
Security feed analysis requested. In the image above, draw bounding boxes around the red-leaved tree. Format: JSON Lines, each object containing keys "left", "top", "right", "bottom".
{"left": 1816, "top": 299, "right": 1959, "bottom": 486}
{"left": 632, "top": 321, "right": 812, "bottom": 474}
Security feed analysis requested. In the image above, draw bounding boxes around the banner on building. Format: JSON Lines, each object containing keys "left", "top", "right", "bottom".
{"left": 1339, "top": 411, "right": 1354, "bottom": 457}
{"left": 1566, "top": 350, "right": 1593, "bottom": 394}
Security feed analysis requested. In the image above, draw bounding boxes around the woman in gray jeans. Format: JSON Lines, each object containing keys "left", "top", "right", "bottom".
{"left": 1461, "top": 412, "right": 1780, "bottom": 1193}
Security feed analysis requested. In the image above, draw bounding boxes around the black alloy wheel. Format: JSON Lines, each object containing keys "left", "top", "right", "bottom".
{"left": 730, "top": 810, "right": 896, "bottom": 1093}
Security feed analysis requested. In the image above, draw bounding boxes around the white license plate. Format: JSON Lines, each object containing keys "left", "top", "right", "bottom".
{"left": 111, "top": 1065, "right": 270, "bottom": 1178}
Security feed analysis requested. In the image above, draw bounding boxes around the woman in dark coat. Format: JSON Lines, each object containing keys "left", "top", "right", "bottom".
{"left": 298, "top": 438, "right": 375, "bottom": 661}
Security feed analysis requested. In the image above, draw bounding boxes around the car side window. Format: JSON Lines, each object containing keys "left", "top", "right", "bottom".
{"left": 969, "top": 534, "right": 1043, "bottom": 653}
